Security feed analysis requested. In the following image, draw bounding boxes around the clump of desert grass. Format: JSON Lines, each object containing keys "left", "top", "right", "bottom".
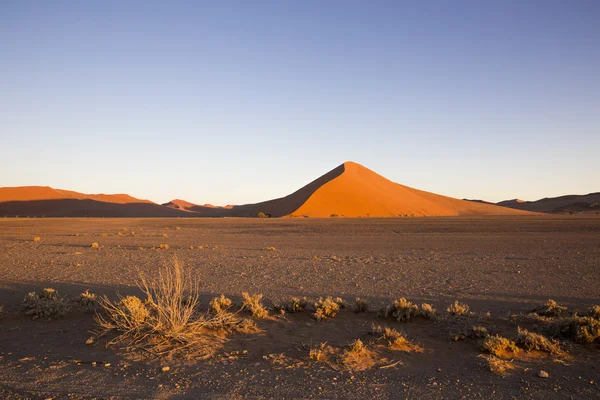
{"left": 531, "top": 299, "right": 568, "bottom": 317}
{"left": 516, "top": 327, "right": 564, "bottom": 355}
{"left": 175, "top": 227, "right": 181, "bottom": 230}
{"left": 314, "top": 297, "right": 341, "bottom": 321}
{"left": 470, "top": 325, "right": 490, "bottom": 339}
{"left": 447, "top": 301, "right": 471, "bottom": 316}
{"left": 90, "top": 242, "right": 100, "bottom": 249}
{"left": 265, "top": 247, "right": 276, "bottom": 251}
{"left": 209, "top": 295, "right": 233, "bottom": 315}
{"left": 419, "top": 303, "right": 437, "bottom": 320}
{"left": 481, "top": 335, "right": 519, "bottom": 357}
{"left": 372, "top": 325, "right": 423, "bottom": 353}
{"left": 478, "top": 354, "right": 516, "bottom": 376}
{"left": 341, "top": 339, "right": 378, "bottom": 371}
{"left": 101, "top": 233, "right": 108, "bottom": 237}
{"left": 78, "top": 290, "right": 98, "bottom": 312}
{"left": 354, "top": 298, "right": 369, "bottom": 313}
{"left": 309, "top": 342, "right": 337, "bottom": 363}
{"left": 241, "top": 292, "right": 268, "bottom": 319}
{"left": 272, "top": 297, "right": 308, "bottom": 314}
{"left": 33, "top": 236, "right": 40, "bottom": 242}
{"left": 590, "top": 305, "right": 600, "bottom": 319}
{"left": 379, "top": 297, "right": 420, "bottom": 322}
{"left": 95, "top": 257, "right": 248, "bottom": 358}
{"left": 22, "top": 288, "right": 71, "bottom": 320}
{"left": 162, "top": 233, "right": 168, "bottom": 238}
{"left": 547, "top": 315, "right": 600, "bottom": 344}
{"left": 159, "top": 244, "right": 169, "bottom": 250}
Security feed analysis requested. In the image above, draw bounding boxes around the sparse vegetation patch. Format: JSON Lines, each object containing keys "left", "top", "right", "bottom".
{"left": 22, "top": 288, "right": 71, "bottom": 320}
{"left": 314, "top": 297, "right": 340, "bottom": 321}
{"left": 241, "top": 292, "right": 268, "bottom": 319}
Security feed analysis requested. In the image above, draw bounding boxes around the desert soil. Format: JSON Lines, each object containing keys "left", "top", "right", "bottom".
{"left": 0, "top": 216, "right": 599, "bottom": 399}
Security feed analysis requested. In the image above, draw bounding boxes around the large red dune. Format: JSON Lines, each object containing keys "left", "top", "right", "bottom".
{"left": 0, "top": 186, "right": 154, "bottom": 204}
{"left": 166, "top": 162, "right": 536, "bottom": 217}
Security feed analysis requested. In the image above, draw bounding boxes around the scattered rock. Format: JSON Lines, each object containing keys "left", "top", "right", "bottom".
{"left": 539, "top": 370, "right": 549, "bottom": 378}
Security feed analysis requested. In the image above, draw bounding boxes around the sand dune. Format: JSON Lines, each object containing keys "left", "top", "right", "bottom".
{"left": 496, "top": 193, "right": 600, "bottom": 213}
{"left": 0, "top": 186, "right": 154, "bottom": 204}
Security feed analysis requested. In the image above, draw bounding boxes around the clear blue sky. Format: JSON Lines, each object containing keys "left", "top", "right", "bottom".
{"left": 1, "top": 1, "right": 598, "bottom": 205}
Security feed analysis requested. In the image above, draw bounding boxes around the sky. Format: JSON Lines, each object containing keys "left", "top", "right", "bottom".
{"left": 1, "top": 1, "right": 598, "bottom": 205}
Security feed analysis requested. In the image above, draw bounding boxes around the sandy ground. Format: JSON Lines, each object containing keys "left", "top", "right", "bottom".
{"left": 0, "top": 216, "right": 598, "bottom": 399}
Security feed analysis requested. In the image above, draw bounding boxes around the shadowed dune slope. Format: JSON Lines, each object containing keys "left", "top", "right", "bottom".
{"left": 0, "top": 186, "right": 154, "bottom": 204}
{"left": 496, "top": 193, "right": 600, "bottom": 213}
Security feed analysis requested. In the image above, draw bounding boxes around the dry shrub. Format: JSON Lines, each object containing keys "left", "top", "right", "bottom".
{"left": 175, "top": 227, "right": 181, "bottom": 230}
{"left": 241, "top": 292, "right": 268, "bottom": 319}
{"left": 33, "top": 237, "right": 40, "bottom": 242}
{"left": 273, "top": 297, "right": 308, "bottom": 314}
{"left": 532, "top": 299, "right": 568, "bottom": 317}
{"left": 379, "top": 297, "right": 419, "bottom": 322}
{"left": 101, "top": 233, "right": 108, "bottom": 237}
{"left": 162, "top": 233, "right": 168, "bottom": 238}
{"left": 470, "top": 325, "right": 489, "bottom": 339}
{"left": 209, "top": 295, "right": 233, "bottom": 315}
{"left": 265, "top": 247, "right": 276, "bottom": 251}
{"left": 354, "top": 298, "right": 369, "bottom": 313}
{"left": 91, "top": 242, "right": 100, "bottom": 249}
{"left": 548, "top": 315, "right": 600, "bottom": 344}
{"left": 309, "top": 342, "right": 337, "bottom": 363}
{"left": 96, "top": 257, "right": 234, "bottom": 358}
{"left": 419, "top": 303, "right": 437, "bottom": 320}
{"left": 116, "top": 232, "right": 123, "bottom": 237}
{"left": 447, "top": 301, "right": 470, "bottom": 316}
{"left": 314, "top": 297, "right": 340, "bottom": 321}
{"left": 589, "top": 305, "right": 600, "bottom": 319}
{"left": 516, "top": 327, "right": 563, "bottom": 355}
{"left": 479, "top": 354, "right": 515, "bottom": 376}
{"left": 78, "top": 290, "right": 98, "bottom": 312}
{"left": 159, "top": 244, "right": 169, "bottom": 250}
{"left": 22, "top": 288, "right": 71, "bottom": 320}
{"left": 372, "top": 325, "right": 423, "bottom": 353}
{"left": 341, "top": 339, "right": 377, "bottom": 371}
{"left": 481, "top": 335, "right": 519, "bottom": 357}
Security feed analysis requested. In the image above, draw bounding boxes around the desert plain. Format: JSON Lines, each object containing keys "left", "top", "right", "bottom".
{"left": 0, "top": 216, "right": 599, "bottom": 399}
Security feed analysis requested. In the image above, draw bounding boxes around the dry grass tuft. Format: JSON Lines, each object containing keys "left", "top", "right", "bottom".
{"left": 354, "top": 298, "right": 369, "bottom": 313}
{"left": 379, "top": 297, "right": 419, "bottom": 322}
{"left": 159, "top": 244, "right": 169, "bottom": 250}
{"left": 342, "top": 339, "right": 377, "bottom": 371}
{"left": 479, "top": 354, "right": 515, "bottom": 375}
{"left": 309, "top": 342, "right": 337, "bottom": 363}
{"left": 548, "top": 315, "right": 600, "bottom": 344}
{"left": 273, "top": 297, "right": 308, "bottom": 314}
{"left": 101, "top": 233, "right": 108, "bottom": 237}
{"left": 481, "top": 335, "right": 519, "bottom": 357}
{"left": 209, "top": 295, "right": 233, "bottom": 315}
{"left": 96, "top": 257, "right": 235, "bottom": 358}
{"left": 314, "top": 297, "right": 340, "bottom": 321}
{"left": 589, "top": 305, "right": 600, "bottom": 319}
{"left": 265, "top": 247, "right": 276, "bottom": 251}
{"left": 516, "top": 327, "right": 564, "bottom": 355}
{"left": 372, "top": 325, "right": 424, "bottom": 353}
{"left": 241, "top": 293, "right": 268, "bottom": 319}
{"left": 532, "top": 299, "right": 568, "bottom": 317}
{"left": 419, "top": 303, "right": 437, "bottom": 320}
{"left": 447, "top": 301, "right": 470, "bottom": 316}
{"left": 22, "top": 288, "right": 71, "bottom": 320}
{"left": 470, "top": 325, "right": 489, "bottom": 339}
{"left": 78, "top": 290, "right": 98, "bottom": 312}
{"left": 175, "top": 227, "right": 181, "bottom": 230}
{"left": 33, "top": 236, "right": 40, "bottom": 242}
{"left": 91, "top": 242, "right": 100, "bottom": 249}
{"left": 162, "top": 233, "right": 168, "bottom": 238}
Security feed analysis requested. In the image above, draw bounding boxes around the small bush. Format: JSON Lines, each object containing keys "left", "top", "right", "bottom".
{"left": 479, "top": 354, "right": 515, "bottom": 376}
{"left": 532, "top": 299, "right": 568, "bottom": 317}
{"left": 91, "top": 242, "right": 100, "bottom": 249}
{"left": 101, "top": 233, "right": 108, "bottom": 237}
{"left": 447, "top": 301, "right": 470, "bottom": 316}
{"left": 175, "top": 227, "right": 181, "bottom": 230}
{"left": 210, "top": 295, "right": 233, "bottom": 315}
{"left": 342, "top": 339, "right": 376, "bottom": 371}
{"left": 309, "top": 342, "right": 336, "bottom": 362}
{"left": 516, "top": 327, "right": 563, "bottom": 355}
{"left": 314, "top": 297, "right": 340, "bottom": 321}
{"left": 470, "top": 325, "right": 489, "bottom": 339}
{"left": 33, "top": 237, "right": 40, "bottom": 242}
{"left": 159, "top": 244, "right": 169, "bottom": 250}
{"left": 419, "top": 303, "right": 437, "bottom": 320}
{"left": 330, "top": 214, "right": 339, "bottom": 218}
{"left": 22, "top": 288, "right": 71, "bottom": 320}
{"left": 379, "top": 297, "right": 419, "bottom": 322}
{"left": 589, "top": 305, "right": 600, "bottom": 319}
{"left": 372, "top": 325, "right": 423, "bottom": 353}
{"left": 241, "top": 292, "right": 268, "bottom": 319}
{"left": 265, "top": 247, "right": 276, "bottom": 251}
{"left": 481, "top": 335, "right": 519, "bottom": 357}
{"left": 354, "top": 298, "right": 369, "bottom": 313}
{"left": 257, "top": 212, "right": 269, "bottom": 218}
{"left": 273, "top": 297, "right": 308, "bottom": 314}
{"left": 78, "top": 290, "right": 98, "bottom": 312}
{"left": 549, "top": 315, "right": 600, "bottom": 344}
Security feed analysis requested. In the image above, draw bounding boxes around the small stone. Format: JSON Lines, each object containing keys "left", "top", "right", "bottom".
{"left": 539, "top": 370, "right": 549, "bottom": 378}
{"left": 162, "top": 366, "right": 170, "bottom": 372}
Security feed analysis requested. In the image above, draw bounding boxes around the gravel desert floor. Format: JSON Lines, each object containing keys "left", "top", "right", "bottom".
{"left": 0, "top": 216, "right": 599, "bottom": 399}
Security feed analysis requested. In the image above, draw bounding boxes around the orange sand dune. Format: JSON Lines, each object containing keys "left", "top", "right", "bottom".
{"left": 0, "top": 186, "right": 154, "bottom": 204}
{"left": 185, "top": 162, "right": 535, "bottom": 217}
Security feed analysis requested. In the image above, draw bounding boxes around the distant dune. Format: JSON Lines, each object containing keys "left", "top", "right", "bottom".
{"left": 0, "top": 186, "right": 187, "bottom": 217}
{"left": 2, "top": 163, "right": 541, "bottom": 218}
{"left": 496, "top": 193, "right": 600, "bottom": 213}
